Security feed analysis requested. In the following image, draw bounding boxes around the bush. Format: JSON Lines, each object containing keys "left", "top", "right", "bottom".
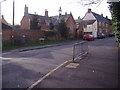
{"left": 44, "top": 30, "right": 56, "bottom": 39}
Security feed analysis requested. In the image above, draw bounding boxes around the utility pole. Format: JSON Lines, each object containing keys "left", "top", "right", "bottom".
{"left": 13, "top": 0, "right": 15, "bottom": 30}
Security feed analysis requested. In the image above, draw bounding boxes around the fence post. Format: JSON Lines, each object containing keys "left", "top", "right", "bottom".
{"left": 73, "top": 45, "right": 75, "bottom": 63}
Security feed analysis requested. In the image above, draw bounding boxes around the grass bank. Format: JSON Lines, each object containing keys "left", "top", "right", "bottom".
{"left": 2, "top": 40, "right": 64, "bottom": 51}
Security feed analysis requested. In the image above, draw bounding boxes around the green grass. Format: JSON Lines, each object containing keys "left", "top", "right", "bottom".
{"left": 2, "top": 46, "right": 21, "bottom": 51}
{"left": 27, "top": 40, "right": 63, "bottom": 47}
{"left": 2, "top": 40, "right": 63, "bottom": 51}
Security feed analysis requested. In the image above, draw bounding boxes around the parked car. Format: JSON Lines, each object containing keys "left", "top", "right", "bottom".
{"left": 97, "top": 33, "right": 106, "bottom": 39}
{"left": 108, "top": 33, "right": 115, "bottom": 37}
{"left": 83, "top": 34, "right": 95, "bottom": 41}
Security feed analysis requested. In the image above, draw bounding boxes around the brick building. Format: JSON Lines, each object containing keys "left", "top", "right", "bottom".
{"left": 20, "top": 5, "right": 51, "bottom": 30}
{"left": 20, "top": 5, "right": 77, "bottom": 38}
{"left": 2, "top": 15, "right": 12, "bottom": 30}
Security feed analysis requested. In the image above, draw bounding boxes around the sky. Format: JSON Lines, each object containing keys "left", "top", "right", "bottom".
{"left": 1, "top": 0, "right": 112, "bottom": 25}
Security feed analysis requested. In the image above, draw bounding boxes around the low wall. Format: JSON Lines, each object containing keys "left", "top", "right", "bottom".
{"left": 2, "top": 29, "right": 45, "bottom": 46}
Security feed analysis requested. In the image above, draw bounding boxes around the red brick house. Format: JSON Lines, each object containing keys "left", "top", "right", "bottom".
{"left": 20, "top": 5, "right": 76, "bottom": 38}
{"left": 20, "top": 5, "right": 50, "bottom": 30}
{"left": 75, "top": 17, "right": 84, "bottom": 38}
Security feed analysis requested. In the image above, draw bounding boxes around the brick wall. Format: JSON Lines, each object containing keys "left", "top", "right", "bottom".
{"left": 66, "top": 14, "right": 76, "bottom": 39}
{"left": 2, "top": 29, "right": 61, "bottom": 46}
{"left": 2, "top": 29, "right": 44, "bottom": 46}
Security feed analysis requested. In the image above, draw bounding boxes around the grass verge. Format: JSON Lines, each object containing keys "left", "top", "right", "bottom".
{"left": 2, "top": 40, "right": 64, "bottom": 51}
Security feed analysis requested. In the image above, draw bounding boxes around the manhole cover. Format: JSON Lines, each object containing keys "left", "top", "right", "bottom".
{"left": 65, "top": 63, "right": 80, "bottom": 68}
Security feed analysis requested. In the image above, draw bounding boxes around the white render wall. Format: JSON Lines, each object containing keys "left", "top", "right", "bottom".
{"left": 83, "top": 12, "right": 96, "bottom": 20}
{"left": 83, "top": 21, "right": 98, "bottom": 38}
{"left": 92, "top": 21, "right": 98, "bottom": 38}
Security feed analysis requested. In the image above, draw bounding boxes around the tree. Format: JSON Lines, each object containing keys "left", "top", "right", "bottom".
{"left": 56, "top": 18, "right": 69, "bottom": 39}
{"left": 49, "top": 22, "right": 54, "bottom": 30}
{"left": 30, "top": 15, "right": 41, "bottom": 30}
{"left": 109, "top": 2, "right": 120, "bottom": 43}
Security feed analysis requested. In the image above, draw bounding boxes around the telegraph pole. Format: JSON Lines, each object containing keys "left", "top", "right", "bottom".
{"left": 13, "top": 0, "right": 15, "bottom": 30}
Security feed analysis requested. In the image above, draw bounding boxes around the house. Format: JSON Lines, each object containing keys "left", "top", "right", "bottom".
{"left": 50, "top": 7, "right": 76, "bottom": 38}
{"left": 75, "top": 16, "right": 84, "bottom": 38}
{"left": 21, "top": 5, "right": 76, "bottom": 38}
{"left": 82, "top": 9, "right": 112, "bottom": 38}
{"left": 2, "top": 15, "right": 12, "bottom": 30}
{"left": 20, "top": 5, "right": 51, "bottom": 30}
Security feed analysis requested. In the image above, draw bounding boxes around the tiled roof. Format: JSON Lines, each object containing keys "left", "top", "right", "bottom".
{"left": 29, "top": 14, "right": 46, "bottom": 24}
{"left": 2, "top": 23, "right": 12, "bottom": 30}
{"left": 50, "top": 14, "right": 71, "bottom": 25}
{"left": 28, "top": 13, "right": 71, "bottom": 25}
{"left": 92, "top": 12, "right": 109, "bottom": 24}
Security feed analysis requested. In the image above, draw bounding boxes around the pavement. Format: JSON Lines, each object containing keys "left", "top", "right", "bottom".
{"left": 31, "top": 37, "right": 119, "bottom": 88}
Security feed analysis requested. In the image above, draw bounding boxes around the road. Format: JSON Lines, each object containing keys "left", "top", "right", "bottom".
{"left": 2, "top": 40, "right": 80, "bottom": 88}
{"left": 2, "top": 37, "right": 118, "bottom": 88}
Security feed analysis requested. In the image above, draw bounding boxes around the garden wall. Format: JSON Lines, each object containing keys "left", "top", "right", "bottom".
{"left": 2, "top": 29, "right": 45, "bottom": 46}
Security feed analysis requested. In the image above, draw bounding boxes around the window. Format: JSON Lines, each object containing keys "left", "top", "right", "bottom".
{"left": 84, "top": 24, "right": 87, "bottom": 28}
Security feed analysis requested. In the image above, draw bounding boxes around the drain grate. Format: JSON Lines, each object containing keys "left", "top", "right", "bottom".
{"left": 65, "top": 63, "right": 80, "bottom": 68}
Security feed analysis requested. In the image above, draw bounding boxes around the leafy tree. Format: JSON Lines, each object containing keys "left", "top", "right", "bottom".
{"left": 109, "top": 2, "right": 120, "bottom": 43}
{"left": 30, "top": 15, "right": 40, "bottom": 30}
{"left": 49, "top": 22, "right": 54, "bottom": 30}
{"left": 56, "top": 18, "right": 69, "bottom": 39}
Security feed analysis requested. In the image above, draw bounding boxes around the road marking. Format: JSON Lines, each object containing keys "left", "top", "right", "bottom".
{"left": 27, "top": 59, "right": 72, "bottom": 90}
{"left": 0, "top": 57, "right": 12, "bottom": 60}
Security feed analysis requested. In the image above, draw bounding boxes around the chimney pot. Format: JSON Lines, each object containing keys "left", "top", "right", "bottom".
{"left": 101, "top": 14, "right": 103, "bottom": 17}
{"left": 106, "top": 16, "right": 108, "bottom": 19}
{"left": 45, "top": 9, "right": 48, "bottom": 18}
{"left": 88, "top": 9, "right": 91, "bottom": 13}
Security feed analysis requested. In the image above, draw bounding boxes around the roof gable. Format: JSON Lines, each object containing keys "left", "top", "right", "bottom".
{"left": 2, "top": 23, "right": 12, "bottom": 30}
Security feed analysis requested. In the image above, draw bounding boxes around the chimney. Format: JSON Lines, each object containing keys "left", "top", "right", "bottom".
{"left": 101, "top": 14, "right": 103, "bottom": 17}
{"left": 65, "top": 12, "right": 67, "bottom": 16}
{"left": 88, "top": 9, "right": 91, "bottom": 13}
{"left": 24, "top": 4, "right": 28, "bottom": 16}
{"left": 106, "top": 16, "right": 108, "bottom": 19}
{"left": 45, "top": 9, "right": 48, "bottom": 18}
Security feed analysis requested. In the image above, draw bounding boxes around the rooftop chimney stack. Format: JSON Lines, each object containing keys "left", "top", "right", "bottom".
{"left": 65, "top": 12, "right": 67, "bottom": 16}
{"left": 45, "top": 9, "right": 48, "bottom": 18}
{"left": 101, "top": 14, "right": 103, "bottom": 17}
{"left": 88, "top": 9, "right": 91, "bottom": 13}
{"left": 106, "top": 16, "right": 108, "bottom": 19}
{"left": 24, "top": 5, "right": 28, "bottom": 16}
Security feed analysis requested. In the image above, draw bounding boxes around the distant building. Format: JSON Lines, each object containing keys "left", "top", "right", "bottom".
{"left": 2, "top": 15, "right": 12, "bottom": 30}
{"left": 75, "top": 16, "right": 84, "bottom": 38}
{"left": 82, "top": 9, "right": 112, "bottom": 38}
{"left": 20, "top": 5, "right": 76, "bottom": 38}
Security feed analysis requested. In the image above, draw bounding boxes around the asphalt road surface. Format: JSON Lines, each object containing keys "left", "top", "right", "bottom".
{"left": 2, "top": 37, "right": 118, "bottom": 88}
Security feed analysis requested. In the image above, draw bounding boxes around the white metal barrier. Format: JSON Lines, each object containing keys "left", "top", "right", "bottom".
{"left": 73, "top": 41, "right": 88, "bottom": 62}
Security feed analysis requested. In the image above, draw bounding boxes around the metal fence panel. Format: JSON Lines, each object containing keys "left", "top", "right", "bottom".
{"left": 73, "top": 41, "right": 88, "bottom": 62}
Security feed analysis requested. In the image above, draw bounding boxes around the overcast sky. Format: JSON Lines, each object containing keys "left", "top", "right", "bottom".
{"left": 1, "top": 0, "right": 111, "bottom": 25}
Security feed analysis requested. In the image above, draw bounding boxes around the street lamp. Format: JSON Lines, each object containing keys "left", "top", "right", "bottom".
{"left": 13, "top": 0, "right": 15, "bottom": 30}
{"left": 0, "top": 1, "right": 6, "bottom": 90}
{"left": 0, "top": 0, "right": 6, "bottom": 34}
{"left": 0, "top": 0, "right": 6, "bottom": 48}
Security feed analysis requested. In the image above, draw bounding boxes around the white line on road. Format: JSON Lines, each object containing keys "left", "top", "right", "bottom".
{"left": 27, "top": 59, "right": 73, "bottom": 90}
{"left": 0, "top": 57, "right": 12, "bottom": 60}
